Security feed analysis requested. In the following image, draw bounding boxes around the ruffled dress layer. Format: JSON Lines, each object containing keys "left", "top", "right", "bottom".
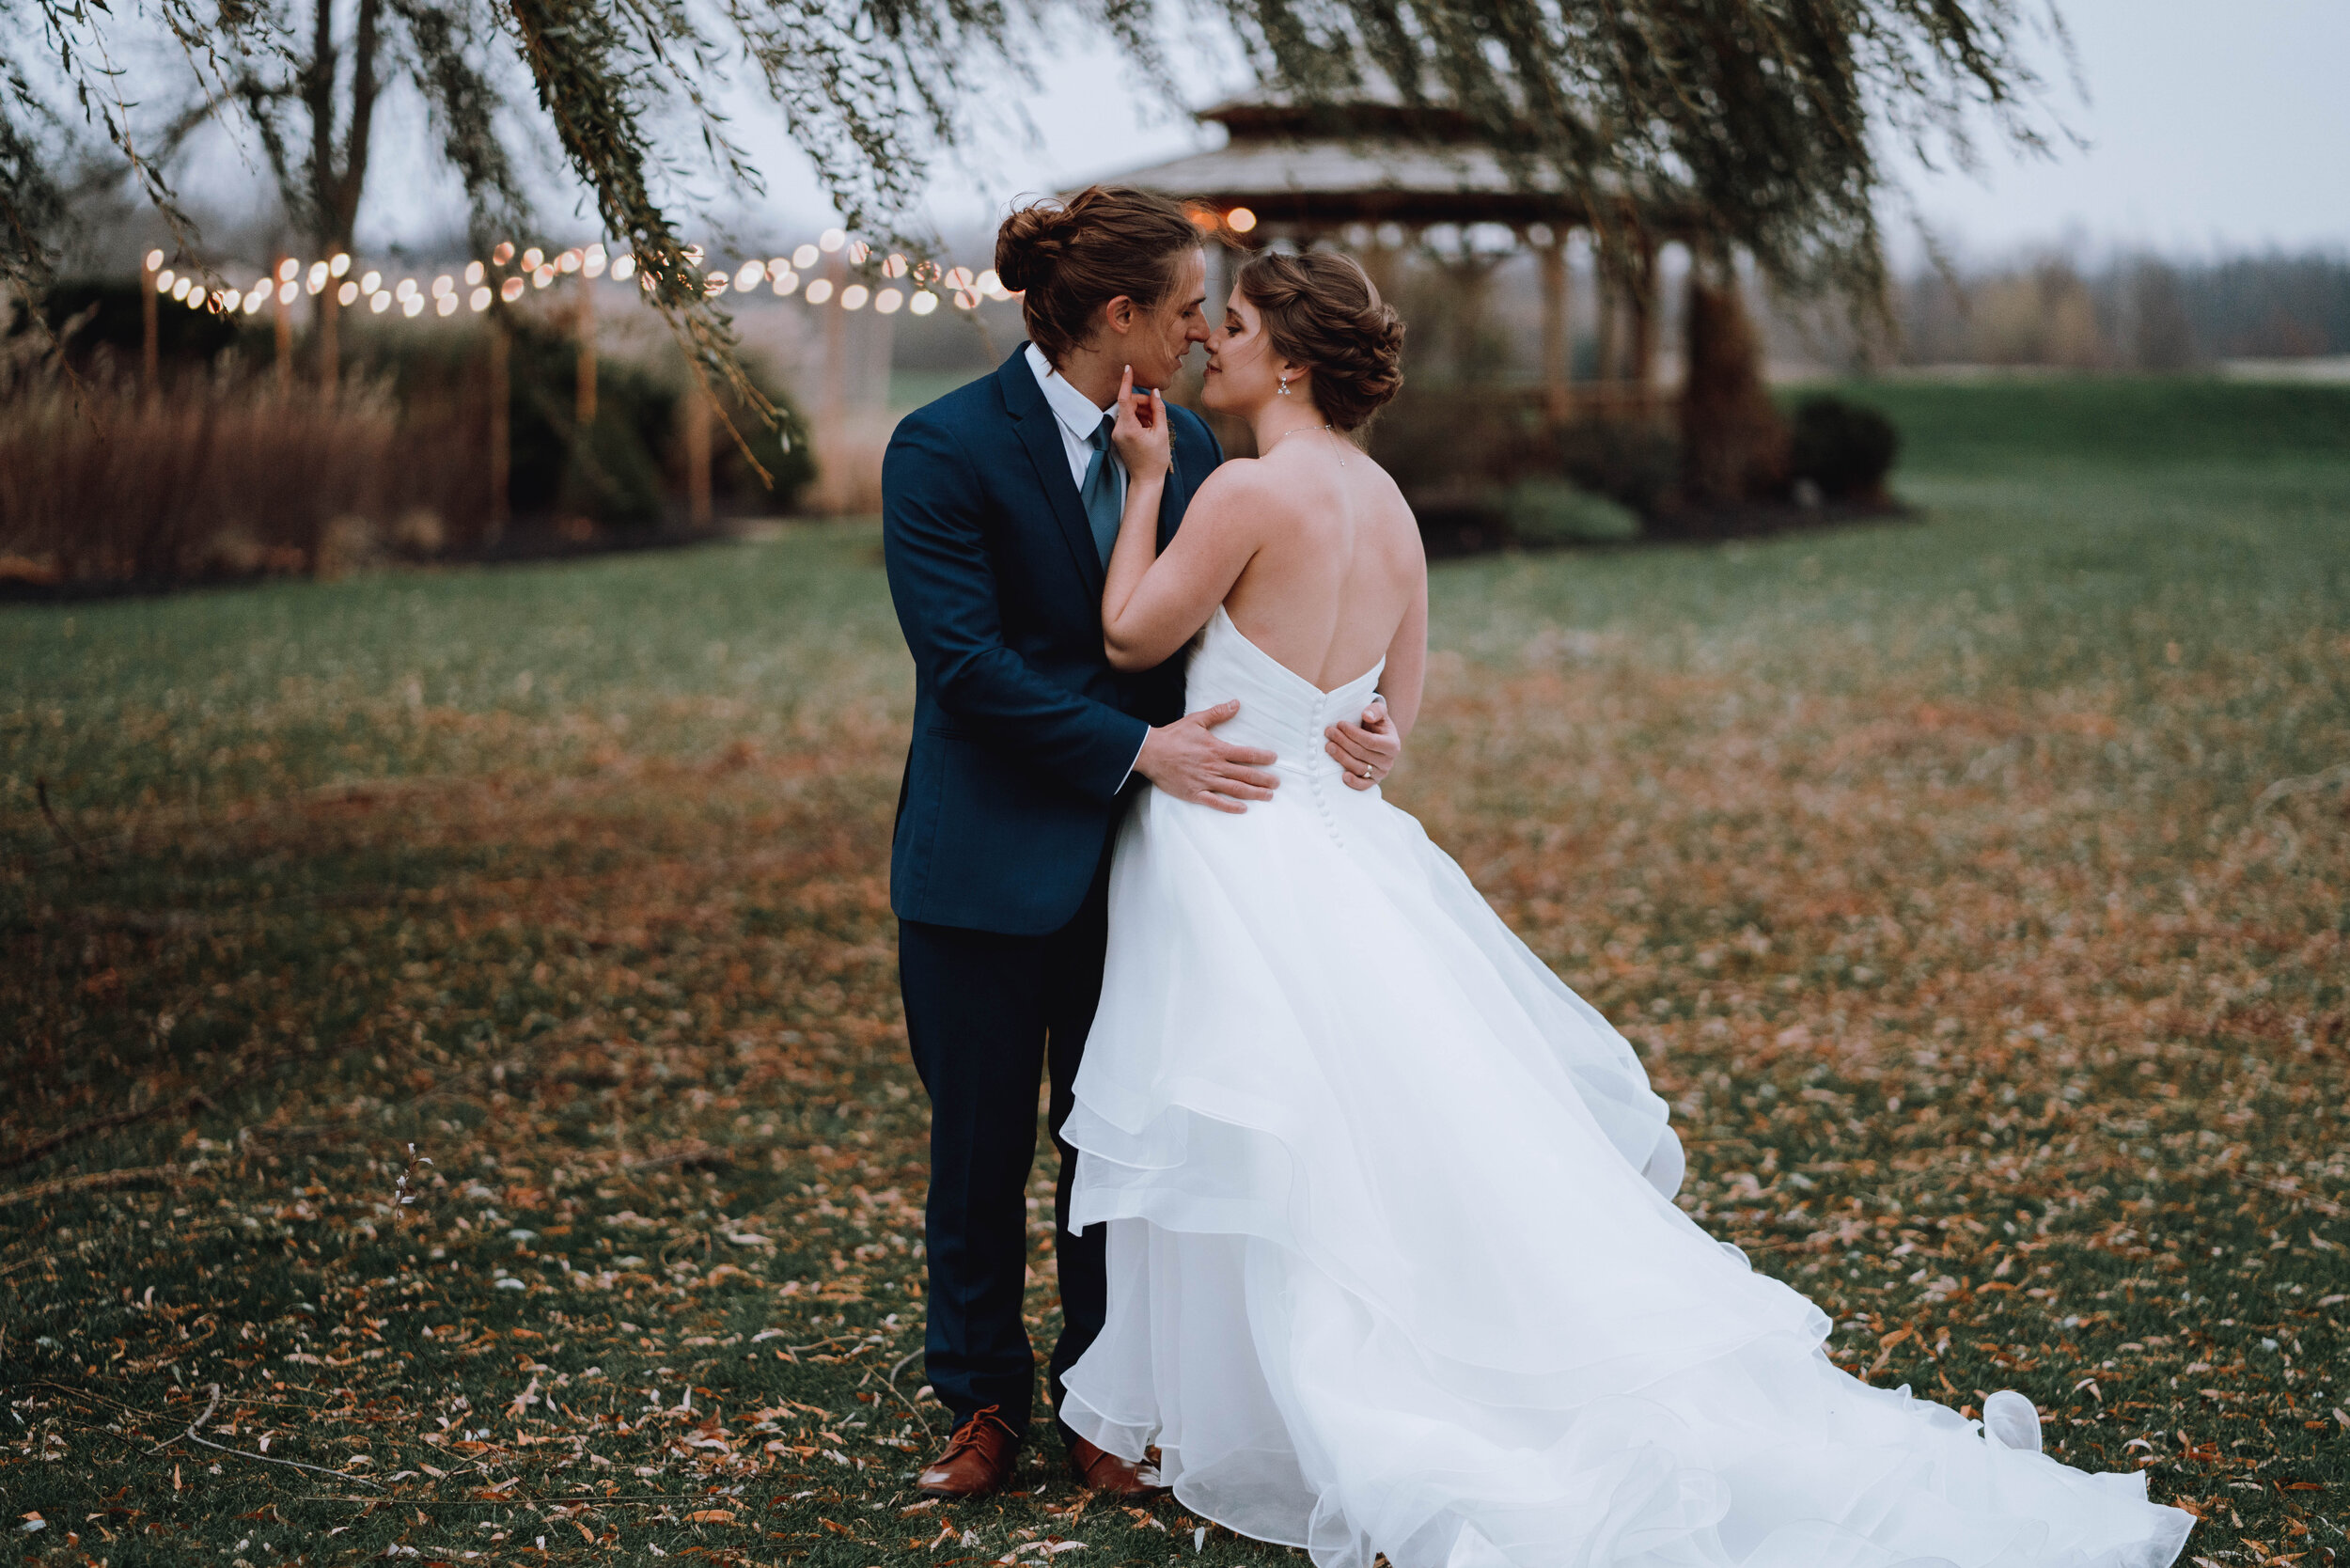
{"left": 1058, "top": 606, "right": 2192, "bottom": 1568}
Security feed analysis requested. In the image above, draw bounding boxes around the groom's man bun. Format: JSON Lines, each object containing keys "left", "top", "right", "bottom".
{"left": 995, "top": 186, "right": 1204, "bottom": 362}
{"left": 1233, "top": 249, "right": 1405, "bottom": 431}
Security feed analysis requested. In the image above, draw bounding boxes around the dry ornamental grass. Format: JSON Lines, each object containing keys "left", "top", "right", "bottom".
{"left": 2, "top": 379, "right": 2346, "bottom": 1567}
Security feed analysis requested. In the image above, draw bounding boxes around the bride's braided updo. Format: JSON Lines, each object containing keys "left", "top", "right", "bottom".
{"left": 1232, "top": 249, "right": 1405, "bottom": 431}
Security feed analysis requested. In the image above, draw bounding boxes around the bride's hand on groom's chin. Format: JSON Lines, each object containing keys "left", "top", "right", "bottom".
{"left": 1136, "top": 699, "right": 1279, "bottom": 814}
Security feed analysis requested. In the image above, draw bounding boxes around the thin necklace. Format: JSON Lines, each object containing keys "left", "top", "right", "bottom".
{"left": 1266, "top": 423, "right": 1345, "bottom": 465}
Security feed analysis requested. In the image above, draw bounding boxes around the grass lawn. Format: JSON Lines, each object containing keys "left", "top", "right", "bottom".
{"left": 5, "top": 376, "right": 2348, "bottom": 1567}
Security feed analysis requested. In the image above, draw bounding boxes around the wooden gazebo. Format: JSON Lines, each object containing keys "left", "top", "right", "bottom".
{"left": 1113, "top": 91, "right": 1708, "bottom": 421}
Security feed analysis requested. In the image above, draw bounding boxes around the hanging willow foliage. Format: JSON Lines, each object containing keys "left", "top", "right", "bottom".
{"left": 4, "top": 0, "right": 2061, "bottom": 434}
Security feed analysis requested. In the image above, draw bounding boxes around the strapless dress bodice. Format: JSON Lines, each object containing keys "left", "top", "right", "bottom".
{"left": 1183, "top": 605, "right": 1385, "bottom": 783}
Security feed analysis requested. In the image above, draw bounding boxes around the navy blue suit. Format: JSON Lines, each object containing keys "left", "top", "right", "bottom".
{"left": 883, "top": 345, "right": 1222, "bottom": 1440}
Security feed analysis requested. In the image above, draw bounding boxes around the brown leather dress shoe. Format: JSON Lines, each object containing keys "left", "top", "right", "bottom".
{"left": 916, "top": 1405, "right": 1022, "bottom": 1498}
{"left": 1068, "top": 1436, "right": 1169, "bottom": 1498}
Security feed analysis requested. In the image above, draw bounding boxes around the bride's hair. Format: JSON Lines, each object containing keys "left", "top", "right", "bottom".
{"left": 995, "top": 186, "right": 1203, "bottom": 362}
{"left": 1232, "top": 249, "right": 1404, "bottom": 431}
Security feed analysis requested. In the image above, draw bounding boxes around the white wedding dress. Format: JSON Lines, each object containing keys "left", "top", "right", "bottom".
{"left": 1058, "top": 604, "right": 2192, "bottom": 1568}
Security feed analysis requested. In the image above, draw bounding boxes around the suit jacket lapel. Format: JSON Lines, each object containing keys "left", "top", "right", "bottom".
{"left": 996, "top": 348, "right": 1106, "bottom": 598}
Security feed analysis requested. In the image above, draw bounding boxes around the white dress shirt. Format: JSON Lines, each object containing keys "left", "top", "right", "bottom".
{"left": 1025, "top": 342, "right": 1128, "bottom": 507}
{"left": 1026, "top": 343, "right": 1148, "bottom": 787}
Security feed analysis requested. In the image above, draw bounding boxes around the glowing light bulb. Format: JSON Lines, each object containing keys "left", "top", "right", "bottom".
{"left": 402, "top": 294, "right": 424, "bottom": 318}
{"left": 976, "top": 268, "right": 1006, "bottom": 299}
{"left": 610, "top": 255, "right": 635, "bottom": 281}
{"left": 818, "top": 228, "right": 845, "bottom": 253}
{"left": 701, "top": 270, "right": 727, "bottom": 296}
{"left": 306, "top": 261, "right": 330, "bottom": 292}
{"left": 337, "top": 280, "right": 359, "bottom": 306}
{"left": 370, "top": 291, "right": 392, "bottom": 313}
{"left": 875, "top": 288, "right": 903, "bottom": 315}
{"left": 954, "top": 289, "right": 980, "bottom": 310}
{"left": 501, "top": 277, "right": 525, "bottom": 303}
{"left": 771, "top": 268, "right": 798, "bottom": 297}
{"left": 244, "top": 290, "right": 268, "bottom": 315}
{"left": 278, "top": 281, "right": 299, "bottom": 305}
{"left": 278, "top": 259, "right": 300, "bottom": 282}
{"left": 171, "top": 276, "right": 193, "bottom": 301}
{"left": 396, "top": 278, "right": 418, "bottom": 301}
{"left": 840, "top": 283, "right": 869, "bottom": 311}
{"left": 735, "top": 261, "right": 764, "bottom": 292}
{"left": 792, "top": 243, "right": 819, "bottom": 270}
{"left": 493, "top": 241, "right": 515, "bottom": 265}
{"left": 945, "top": 266, "right": 973, "bottom": 290}
{"left": 802, "top": 278, "right": 834, "bottom": 306}
{"left": 883, "top": 253, "right": 908, "bottom": 278}
{"left": 186, "top": 290, "right": 207, "bottom": 312}
{"left": 464, "top": 260, "right": 485, "bottom": 286}
{"left": 522, "top": 246, "right": 543, "bottom": 271}
{"left": 145, "top": 248, "right": 165, "bottom": 273}
{"left": 533, "top": 264, "right": 555, "bottom": 288}
{"left": 155, "top": 269, "right": 176, "bottom": 294}
{"left": 558, "top": 249, "right": 582, "bottom": 273}
{"left": 1226, "top": 207, "right": 1258, "bottom": 233}
{"left": 583, "top": 248, "right": 606, "bottom": 280}
{"left": 848, "top": 240, "right": 870, "bottom": 265}
{"left": 909, "top": 290, "right": 938, "bottom": 317}
{"left": 432, "top": 275, "right": 455, "bottom": 298}
{"left": 436, "top": 293, "right": 458, "bottom": 316}
{"left": 358, "top": 271, "right": 380, "bottom": 294}
{"left": 469, "top": 287, "right": 492, "bottom": 311}
{"left": 330, "top": 253, "right": 352, "bottom": 277}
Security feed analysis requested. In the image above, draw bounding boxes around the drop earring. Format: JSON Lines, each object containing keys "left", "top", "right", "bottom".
{"left": 1277, "top": 374, "right": 1292, "bottom": 397}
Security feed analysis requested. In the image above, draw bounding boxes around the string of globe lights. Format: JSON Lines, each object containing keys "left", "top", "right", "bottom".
{"left": 136, "top": 225, "right": 1044, "bottom": 321}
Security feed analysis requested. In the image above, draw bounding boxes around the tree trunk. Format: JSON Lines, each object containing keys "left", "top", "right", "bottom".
{"left": 1678, "top": 251, "right": 1788, "bottom": 509}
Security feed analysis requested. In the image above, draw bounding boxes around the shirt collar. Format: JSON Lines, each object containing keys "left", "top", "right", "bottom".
{"left": 1025, "top": 342, "right": 1112, "bottom": 445}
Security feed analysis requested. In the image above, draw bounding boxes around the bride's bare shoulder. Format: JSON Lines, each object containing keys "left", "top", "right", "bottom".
{"left": 1188, "top": 454, "right": 1292, "bottom": 521}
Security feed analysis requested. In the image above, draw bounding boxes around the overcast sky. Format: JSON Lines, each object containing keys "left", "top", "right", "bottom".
{"left": 176, "top": 0, "right": 2346, "bottom": 263}
{"left": 891, "top": 0, "right": 2350, "bottom": 263}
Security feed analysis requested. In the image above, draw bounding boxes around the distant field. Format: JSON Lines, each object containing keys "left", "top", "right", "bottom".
{"left": 4, "top": 378, "right": 2346, "bottom": 1568}
{"left": 1816, "top": 374, "right": 2350, "bottom": 473}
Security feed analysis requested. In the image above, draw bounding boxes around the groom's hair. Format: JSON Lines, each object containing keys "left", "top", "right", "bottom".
{"left": 995, "top": 186, "right": 1203, "bottom": 362}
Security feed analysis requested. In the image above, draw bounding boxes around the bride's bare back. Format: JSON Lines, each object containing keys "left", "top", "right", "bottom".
{"left": 1218, "top": 434, "right": 1424, "bottom": 694}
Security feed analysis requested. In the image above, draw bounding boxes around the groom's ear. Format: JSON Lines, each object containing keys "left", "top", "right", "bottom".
{"left": 1102, "top": 295, "right": 1136, "bottom": 337}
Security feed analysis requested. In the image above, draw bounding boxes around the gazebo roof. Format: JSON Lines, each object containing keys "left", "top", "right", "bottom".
{"left": 1112, "top": 91, "right": 1702, "bottom": 235}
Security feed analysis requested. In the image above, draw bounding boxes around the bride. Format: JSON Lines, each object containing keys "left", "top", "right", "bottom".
{"left": 1058, "top": 247, "right": 2194, "bottom": 1568}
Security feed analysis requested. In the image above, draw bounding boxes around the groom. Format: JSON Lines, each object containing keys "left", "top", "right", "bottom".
{"left": 880, "top": 187, "right": 1399, "bottom": 1499}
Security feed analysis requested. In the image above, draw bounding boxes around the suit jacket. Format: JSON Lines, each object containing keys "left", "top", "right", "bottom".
{"left": 883, "top": 344, "right": 1224, "bottom": 935}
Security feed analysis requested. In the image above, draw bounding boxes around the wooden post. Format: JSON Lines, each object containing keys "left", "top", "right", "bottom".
{"left": 487, "top": 313, "right": 510, "bottom": 540}
{"left": 1537, "top": 228, "right": 1571, "bottom": 421}
{"left": 819, "top": 246, "right": 847, "bottom": 513}
{"left": 1594, "top": 253, "right": 1621, "bottom": 386}
{"left": 574, "top": 278, "right": 598, "bottom": 428}
{"left": 1629, "top": 236, "right": 1658, "bottom": 406}
{"left": 273, "top": 259, "right": 294, "bottom": 395}
{"left": 683, "top": 385, "right": 713, "bottom": 527}
{"left": 318, "top": 273, "right": 340, "bottom": 401}
{"left": 140, "top": 259, "right": 160, "bottom": 389}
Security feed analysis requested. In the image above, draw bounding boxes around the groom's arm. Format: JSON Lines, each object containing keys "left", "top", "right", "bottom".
{"left": 884, "top": 415, "right": 1148, "bottom": 803}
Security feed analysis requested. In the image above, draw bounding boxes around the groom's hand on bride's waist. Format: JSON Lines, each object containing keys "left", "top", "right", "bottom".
{"left": 1326, "top": 697, "right": 1401, "bottom": 791}
{"left": 1136, "top": 700, "right": 1279, "bottom": 814}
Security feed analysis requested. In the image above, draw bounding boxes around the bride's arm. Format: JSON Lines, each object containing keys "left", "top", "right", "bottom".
{"left": 1101, "top": 372, "right": 1258, "bottom": 671}
{"left": 1375, "top": 574, "right": 1429, "bottom": 738}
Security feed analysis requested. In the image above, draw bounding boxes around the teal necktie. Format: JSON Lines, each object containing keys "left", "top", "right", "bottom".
{"left": 1080, "top": 412, "right": 1124, "bottom": 567}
